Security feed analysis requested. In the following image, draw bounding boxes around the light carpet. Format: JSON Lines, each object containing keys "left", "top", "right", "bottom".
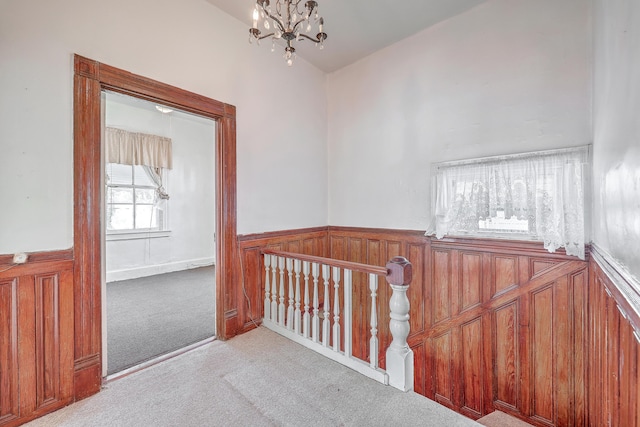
{"left": 27, "top": 327, "right": 481, "bottom": 427}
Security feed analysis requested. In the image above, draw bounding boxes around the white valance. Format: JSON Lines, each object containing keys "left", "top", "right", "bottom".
{"left": 105, "top": 127, "right": 173, "bottom": 169}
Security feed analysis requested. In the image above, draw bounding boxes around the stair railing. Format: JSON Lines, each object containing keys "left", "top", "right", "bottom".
{"left": 261, "top": 249, "right": 414, "bottom": 392}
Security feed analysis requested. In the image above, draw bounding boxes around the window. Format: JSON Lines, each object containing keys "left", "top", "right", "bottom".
{"left": 428, "top": 146, "right": 590, "bottom": 259}
{"left": 106, "top": 163, "right": 166, "bottom": 233}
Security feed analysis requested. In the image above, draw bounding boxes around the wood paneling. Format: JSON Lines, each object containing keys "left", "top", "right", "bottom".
{"left": 433, "top": 250, "right": 452, "bottom": 324}
{"left": 531, "top": 286, "right": 553, "bottom": 423}
{"left": 587, "top": 247, "right": 640, "bottom": 427}
{"left": 434, "top": 331, "right": 454, "bottom": 408}
{"left": 408, "top": 243, "right": 426, "bottom": 335}
{"left": 0, "top": 257, "right": 74, "bottom": 427}
{"left": 461, "top": 252, "right": 482, "bottom": 312}
{"left": 324, "top": 230, "right": 589, "bottom": 426}
{"left": 461, "top": 317, "right": 484, "bottom": 417}
{"left": 236, "top": 227, "right": 640, "bottom": 426}
{"left": 426, "top": 239, "right": 588, "bottom": 426}
{"left": 0, "top": 279, "right": 18, "bottom": 425}
{"left": 493, "top": 255, "right": 518, "bottom": 296}
{"left": 493, "top": 301, "right": 519, "bottom": 411}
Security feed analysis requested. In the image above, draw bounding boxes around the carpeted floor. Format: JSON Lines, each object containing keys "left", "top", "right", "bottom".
{"left": 26, "top": 327, "right": 481, "bottom": 427}
{"left": 106, "top": 266, "right": 216, "bottom": 375}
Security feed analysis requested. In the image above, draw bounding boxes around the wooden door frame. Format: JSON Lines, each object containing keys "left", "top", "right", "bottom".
{"left": 73, "top": 55, "right": 238, "bottom": 399}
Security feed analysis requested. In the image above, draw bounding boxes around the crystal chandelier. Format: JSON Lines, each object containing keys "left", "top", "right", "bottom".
{"left": 249, "top": 0, "right": 327, "bottom": 66}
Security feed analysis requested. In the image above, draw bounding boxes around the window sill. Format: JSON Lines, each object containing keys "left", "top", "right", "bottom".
{"left": 427, "top": 231, "right": 539, "bottom": 242}
{"left": 106, "top": 230, "right": 171, "bottom": 241}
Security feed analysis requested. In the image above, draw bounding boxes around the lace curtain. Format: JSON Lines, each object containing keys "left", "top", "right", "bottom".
{"left": 428, "top": 146, "right": 590, "bottom": 259}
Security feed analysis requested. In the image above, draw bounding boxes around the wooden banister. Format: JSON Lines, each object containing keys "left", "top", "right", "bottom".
{"left": 262, "top": 249, "right": 388, "bottom": 276}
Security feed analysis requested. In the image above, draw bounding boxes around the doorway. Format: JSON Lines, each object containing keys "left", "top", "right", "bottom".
{"left": 102, "top": 92, "right": 217, "bottom": 376}
{"left": 73, "top": 55, "right": 238, "bottom": 398}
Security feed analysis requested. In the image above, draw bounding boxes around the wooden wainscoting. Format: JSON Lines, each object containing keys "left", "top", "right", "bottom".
{"left": 237, "top": 227, "right": 329, "bottom": 334}
{"left": 588, "top": 247, "right": 640, "bottom": 427}
{"left": 422, "top": 237, "right": 588, "bottom": 426}
{"left": 0, "top": 250, "right": 74, "bottom": 427}
{"left": 238, "top": 226, "right": 640, "bottom": 426}
{"left": 327, "top": 228, "right": 589, "bottom": 426}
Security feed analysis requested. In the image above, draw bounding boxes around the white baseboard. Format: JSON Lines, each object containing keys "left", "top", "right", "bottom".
{"left": 106, "top": 257, "right": 215, "bottom": 282}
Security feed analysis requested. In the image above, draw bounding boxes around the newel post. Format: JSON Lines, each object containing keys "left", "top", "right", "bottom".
{"left": 385, "top": 256, "right": 414, "bottom": 392}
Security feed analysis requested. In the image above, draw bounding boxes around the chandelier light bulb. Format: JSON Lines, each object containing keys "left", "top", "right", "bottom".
{"left": 252, "top": 8, "right": 259, "bottom": 29}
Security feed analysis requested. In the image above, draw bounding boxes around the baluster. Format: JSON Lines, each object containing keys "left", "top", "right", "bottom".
{"left": 369, "top": 273, "right": 379, "bottom": 369}
{"left": 386, "top": 256, "right": 414, "bottom": 392}
{"left": 263, "top": 254, "right": 271, "bottom": 321}
{"left": 332, "top": 266, "right": 341, "bottom": 352}
{"left": 270, "top": 255, "right": 277, "bottom": 323}
{"left": 278, "top": 256, "right": 285, "bottom": 326}
{"left": 322, "top": 264, "right": 330, "bottom": 347}
{"left": 343, "top": 269, "right": 352, "bottom": 358}
{"left": 286, "top": 258, "right": 294, "bottom": 330}
{"left": 302, "top": 261, "right": 311, "bottom": 338}
{"left": 294, "top": 259, "right": 302, "bottom": 334}
{"left": 312, "top": 262, "right": 320, "bottom": 342}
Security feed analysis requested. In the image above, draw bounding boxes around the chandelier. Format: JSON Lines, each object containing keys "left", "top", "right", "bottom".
{"left": 249, "top": 0, "right": 327, "bottom": 66}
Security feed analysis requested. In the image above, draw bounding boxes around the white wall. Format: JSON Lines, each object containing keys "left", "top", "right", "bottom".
{"left": 0, "top": 0, "right": 328, "bottom": 255}
{"left": 104, "top": 94, "right": 216, "bottom": 281}
{"left": 593, "top": 0, "right": 640, "bottom": 282}
{"left": 326, "top": 0, "right": 592, "bottom": 230}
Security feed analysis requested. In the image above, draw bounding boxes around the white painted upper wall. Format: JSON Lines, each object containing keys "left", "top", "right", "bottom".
{"left": 5, "top": 0, "right": 638, "bottom": 286}
{"left": 593, "top": 0, "right": 640, "bottom": 282}
{"left": 0, "top": 0, "right": 328, "bottom": 254}
{"left": 327, "top": 0, "right": 592, "bottom": 231}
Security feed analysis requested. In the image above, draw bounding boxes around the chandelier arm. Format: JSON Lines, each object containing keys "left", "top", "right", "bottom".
{"left": 297, "top": 33, "right": 323, "bottom": 42}
{"left": 292, "top": 18, "right": 307, "bottom": 32}
{"left": 258, "top": 32, "right": 276, "bottom": 40}
{"left": 293, "top": 0, "right": 305, "bottom": 15}
{"left": 275, "top": 1, "right": 282, "bottom": 17}
{"left": 263, "top": 10, "right": 286, "bottom": 33}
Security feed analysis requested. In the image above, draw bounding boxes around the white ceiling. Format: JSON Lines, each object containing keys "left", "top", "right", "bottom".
{"left": 206, "top": 0, "right": 487, "bottom": 73}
